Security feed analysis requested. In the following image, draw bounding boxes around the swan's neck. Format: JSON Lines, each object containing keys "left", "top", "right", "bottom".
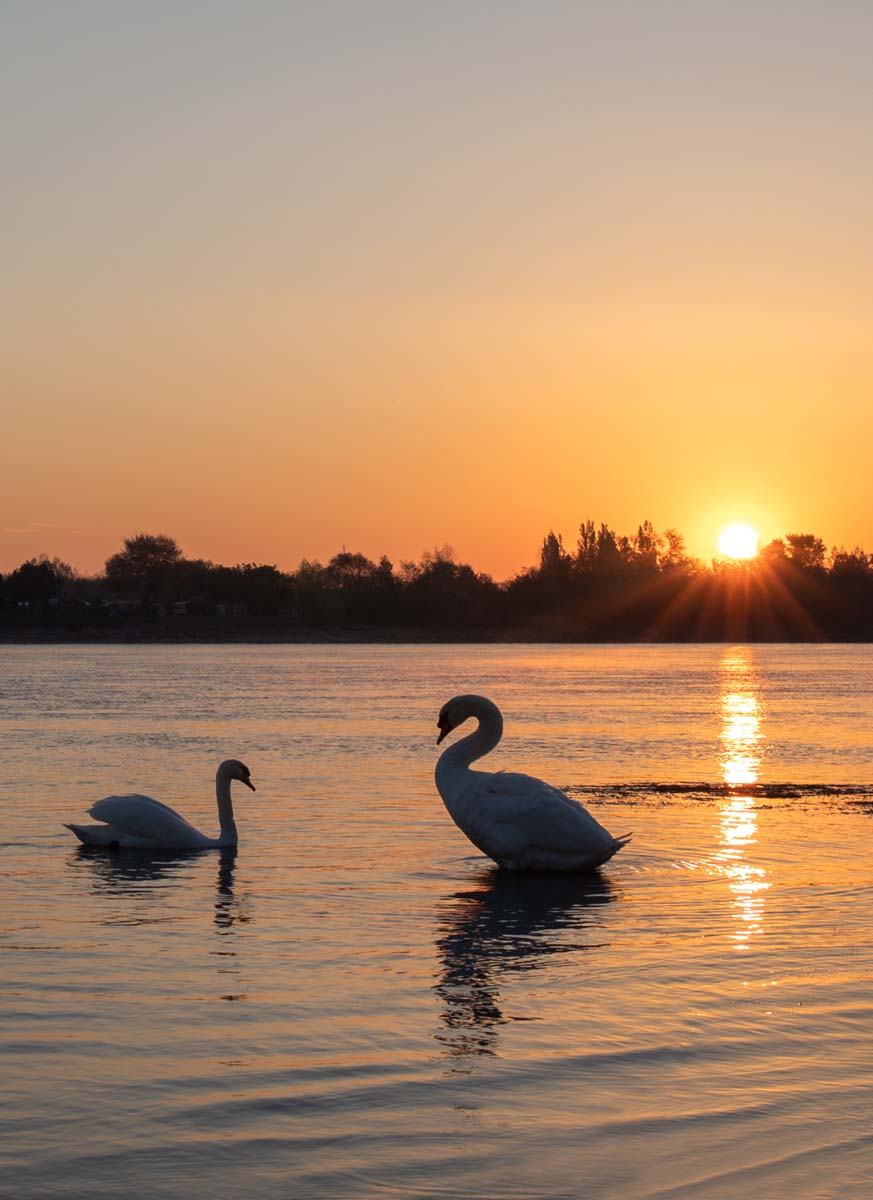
{"left": 216, "top": 770, "right": 238, "bottom": 845}
{"left": 438, "top": 696, "right": 503, "bottom": 773}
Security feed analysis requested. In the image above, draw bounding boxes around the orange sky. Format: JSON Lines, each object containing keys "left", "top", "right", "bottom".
{"left": 4, "top": 5, "right": 873, "bottom": 580}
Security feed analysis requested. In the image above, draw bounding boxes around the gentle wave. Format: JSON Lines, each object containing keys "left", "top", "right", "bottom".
{"left": 566, "top": 781, "right": 873, "bottom": 802}
{"left": 6, "top": 644, "right": 873, "bottom": 1200}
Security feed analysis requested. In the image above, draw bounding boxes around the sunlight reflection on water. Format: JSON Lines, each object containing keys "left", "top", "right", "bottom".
{"left": 715, "top": 647, "right": 770, "bottom": 951}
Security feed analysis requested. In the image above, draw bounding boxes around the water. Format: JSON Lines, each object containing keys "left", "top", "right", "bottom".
{"left": 2, "top": 644, "right": 873, "bottom": 1199}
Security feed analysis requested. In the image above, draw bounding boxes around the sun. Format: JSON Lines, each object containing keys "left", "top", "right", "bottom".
{"left": 717, "top": 522, "right": 760, "bottom": 560}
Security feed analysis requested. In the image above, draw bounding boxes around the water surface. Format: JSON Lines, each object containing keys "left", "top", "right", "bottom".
{"left": 2, "top": 644, "right": 873, "bottom": 1198}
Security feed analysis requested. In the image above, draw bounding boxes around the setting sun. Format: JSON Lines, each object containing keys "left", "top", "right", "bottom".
{"left": 717, "top": 523, "right": 760, "bottom": 560}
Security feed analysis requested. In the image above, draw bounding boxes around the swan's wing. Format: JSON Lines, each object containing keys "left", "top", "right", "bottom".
{"left": 459, "top": 771, "right": 618, "bottom": 859}
{"left": 88, "top": 794, "right": 202, "bottom": 845}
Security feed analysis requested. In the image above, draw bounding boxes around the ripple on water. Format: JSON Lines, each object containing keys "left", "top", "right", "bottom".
{"left": 3, "top": 644, "right": 873, "bottom": 1199}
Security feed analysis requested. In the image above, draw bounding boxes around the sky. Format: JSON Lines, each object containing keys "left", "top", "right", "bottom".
{"left": 4, "top": 1, "right": 873, "bottom": 579}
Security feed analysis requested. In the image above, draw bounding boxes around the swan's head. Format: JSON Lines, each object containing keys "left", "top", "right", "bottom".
{"left": 437, "top": 695, "right": 501, "bottom": 744}
{"left": 437, "top": 696, "right": 471, "bottom": 744}
{"left": 219, "top": 759, "right": 256, "bottom": 790}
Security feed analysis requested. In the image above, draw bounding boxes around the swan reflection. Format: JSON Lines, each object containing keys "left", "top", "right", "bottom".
{"left": 434, "top": 870, "right": 615, "bottom": 1065}
{"left": 213, "top": 849, "right": 252, "bottom": 931}
{"left": 71, "top": 844, "right": 206, "bottom": 892}
{"left": 70, "top": 847, "right": 249, "bottom": 932}
{"left": 715, "top": 647, "right": 770, "bottom": 950}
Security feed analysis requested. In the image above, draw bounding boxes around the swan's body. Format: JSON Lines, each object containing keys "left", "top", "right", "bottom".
{"left": 64, "top": 759, "right": 255, "bottom": 849}
{"left": 435, "top": 695, "right": 629, "bottom": 871}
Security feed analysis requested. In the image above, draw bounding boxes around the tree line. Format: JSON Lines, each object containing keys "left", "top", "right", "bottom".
{"left": 2, "top": 522, "right": 873, "bottom": 640}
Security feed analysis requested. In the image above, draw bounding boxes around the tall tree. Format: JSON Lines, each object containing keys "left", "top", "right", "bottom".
{"left": 660, "top": 528, "right": 689, "bottom": 570}
{"left": 575, "top": 519, "right": 598, "bottom": 574}
{"left": 105, "top": 533, "right": 183, "bottom": 601}
{"left": 539, "top": 531, "right": 570, "bottom": 576}
{"left": 4, "top": 555, "right": 74, "bottom": 607}
{"left": 784, "top": 533, "right": 826, "bottom": 570}
{"left": 633, "top": 520, "right": 660, "bottom": 572}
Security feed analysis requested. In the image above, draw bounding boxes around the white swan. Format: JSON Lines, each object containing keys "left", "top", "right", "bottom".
{"left": 435, "top": 695, "right": 630, "bottom": 871}
{"left": 64, "top": 759, "right": 255, "bottom": 849}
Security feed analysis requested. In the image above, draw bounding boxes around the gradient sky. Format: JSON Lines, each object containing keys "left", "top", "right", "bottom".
{"left": 4, "top": 2, "right": 873, "bottom": 579}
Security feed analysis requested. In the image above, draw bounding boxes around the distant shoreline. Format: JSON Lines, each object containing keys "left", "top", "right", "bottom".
{"left": 0, "top": 621, "right": 868, "bottom": 646}
{"left": 8, "top": 526, "right": 873, "bottom": 642}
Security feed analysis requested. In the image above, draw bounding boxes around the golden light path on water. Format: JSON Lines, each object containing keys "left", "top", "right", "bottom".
{"left": 716, "top": 647, "right": 770, "bottom": 950}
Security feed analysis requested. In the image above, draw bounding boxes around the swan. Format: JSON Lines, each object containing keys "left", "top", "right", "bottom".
{"left": 435, "top": 695, "right": 630, "bottom": 871}
{"left": 64, "top": 759, "right": 255, "bottom": 849}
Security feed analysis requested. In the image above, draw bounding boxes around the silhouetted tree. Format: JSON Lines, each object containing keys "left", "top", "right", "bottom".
{"left": 234, "top": 564, "right": 292, "bottom": 616}
{"left": 633, "top": 520, "right": 660, "bottom": 573}
{"left": 4, "top": 555, "right": 74, "bottom": 608}
{"left": 292, "top": 559, "right": 336, "bottom": 623}
{"left": 575, "top": 520, "right": 598, "bottom": 575}
{"left": 784, "top": 533, "right": 826, "bottom": 570}
{"left": 105, "top": 533, "right": 183, "bottom": 603}
{"left": 830, "top": 546, "right": 871, "bottom": 575}
{"left": 660, "top": 528, "right": 691, "bottom": 571}
{"left": 318, "top": 550, "right": 400, "bottom": 622}
{"left": 597, "top": 524, "right": 618, "bottom": 560}
{"left": 539, "top": 531, "right": 570, "bottom": 576}
{"left": 8, "top": 516, "right": 873, "bottom": 641}
{"left": 403, "top": 545, "right": 498, "bottom": 628}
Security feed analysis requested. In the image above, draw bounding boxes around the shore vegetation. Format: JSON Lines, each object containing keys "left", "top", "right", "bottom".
{"left": 3, "top": 524, "right": 872, "bottom": 641}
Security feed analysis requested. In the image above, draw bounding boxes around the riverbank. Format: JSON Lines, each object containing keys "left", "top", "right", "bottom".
{"left": 0, "top": 619, "right": 859, "bottom": 644}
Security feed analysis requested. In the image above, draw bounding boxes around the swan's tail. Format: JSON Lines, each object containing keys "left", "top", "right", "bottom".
{"left": 589, "top": 832, "right": 632, "bottom": 867}
{"left": 601, "top": 832, "right": 632, "bottom": 861}
{"left": 64, "top": 822, "right": 118, "bottom": 846}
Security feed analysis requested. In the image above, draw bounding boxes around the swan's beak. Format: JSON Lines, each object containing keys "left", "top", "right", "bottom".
{"left": 243, "top": 778, "right": 256, "bottom": 791}
{"left": 437, "top": 719, "right": 450, "bottom": 745}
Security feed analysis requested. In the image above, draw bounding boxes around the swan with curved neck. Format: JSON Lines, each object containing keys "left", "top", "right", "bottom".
{"left": 64, "top": 759, "right": 255, "bottom": 849}
{"left": 435, "top": 695, "right": 629, "bottom": 871}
